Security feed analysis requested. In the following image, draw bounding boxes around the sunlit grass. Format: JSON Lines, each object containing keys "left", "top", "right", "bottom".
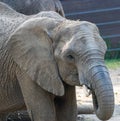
{"left": 105, "top": 59, "right": 120, "bottom": 69}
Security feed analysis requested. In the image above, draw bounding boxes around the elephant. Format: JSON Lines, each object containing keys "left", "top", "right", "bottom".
{"left": 0, "top": 0, "right": 64, "bottom": 16}
{"left": 0, "top": 2, "right": 114, "bottom": 121}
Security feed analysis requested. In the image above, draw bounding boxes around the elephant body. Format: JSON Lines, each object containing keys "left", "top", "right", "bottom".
{"left": 0, "top": 0, "right": 64, "bottom": 16}
{"left": 0, "top": 3, "right": 27, "bottom": 113}
{"left": 0, "top": 3, "right": 76, "bottom": 121}
{"left": 0, "top": 0, "right": 64, "bottom": 114}
{"left": 0, "top": 2, "right": 114, "bottom": 121}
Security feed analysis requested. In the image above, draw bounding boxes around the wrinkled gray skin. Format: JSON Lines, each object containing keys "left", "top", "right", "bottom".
{"left": 0, "top": 0, "right": 64, "bottom": 16}
{"left": 0, "top": 2, "right": 114, "bottom": 121}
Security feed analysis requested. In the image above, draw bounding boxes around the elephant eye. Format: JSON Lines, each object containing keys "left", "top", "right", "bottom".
{"left": 67, "top": 55, "right": 74, "bottom": 60}
{"left": 62, "top": 49, "right": 76, "bottom": 63}
{"left": 66, "top": 54, "right": 75, "bottom": 63}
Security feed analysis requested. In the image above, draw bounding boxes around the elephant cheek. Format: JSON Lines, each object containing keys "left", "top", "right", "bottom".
{"left": 64, "top": 75, "right": 80, "bottom": 86}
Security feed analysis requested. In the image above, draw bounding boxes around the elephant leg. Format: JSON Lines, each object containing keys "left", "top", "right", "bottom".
{"left": 0, "top": 113, "right": 8, "bottom": 121}
{"left": 17, "top": 73, "right": 56, "bottom": 121}
{"left": 54, "top": 84, "right": 77, "bottom": 121}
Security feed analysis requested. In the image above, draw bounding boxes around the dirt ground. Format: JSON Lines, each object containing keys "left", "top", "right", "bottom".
{"left": 76, "top": 68, "right": 120, "bottom": 121}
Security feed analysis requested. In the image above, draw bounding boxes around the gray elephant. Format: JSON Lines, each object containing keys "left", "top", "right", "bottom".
{"left": 0, "top": 2, "right": 114, "bottom": 121}
{"left": 0, "top": 0, "right": 64, "bottom": 16}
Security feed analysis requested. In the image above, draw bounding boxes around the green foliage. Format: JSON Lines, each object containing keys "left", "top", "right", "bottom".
{"left": 105, "top": 59, "right": 120, "bottom": 69}
{"left": 105, "top": 39, "right": 111, "bottom": 49}
{"left": 104, "top": 39, "right": 120, "bottom": 59}
{"left": 105, "top": 51, "right": 120, "bottom": 59}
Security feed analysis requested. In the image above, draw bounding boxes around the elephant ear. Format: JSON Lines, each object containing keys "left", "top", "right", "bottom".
{"left": 8, "top": 19, "right": 64, "bottom": 96}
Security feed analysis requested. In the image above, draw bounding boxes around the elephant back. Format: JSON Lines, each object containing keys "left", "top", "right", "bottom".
{"left": 0, "top": 0, "right": 64, "bottom": 16}
{"left": 0, "top": 2, "right": 27, "bottom": 48}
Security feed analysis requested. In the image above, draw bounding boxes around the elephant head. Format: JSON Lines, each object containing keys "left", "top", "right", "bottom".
{"left": 53, "top": 20, "right": 114, "bottom": 120}
{"left": 8, "top": 12, "right": 114, "bottom": 120}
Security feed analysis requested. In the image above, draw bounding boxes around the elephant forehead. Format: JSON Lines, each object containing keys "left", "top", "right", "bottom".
{"left": 55, "top": 20, "right": 99, "bottom": 50}
{"left": 79, "top": 21, "right": 98, "bottom": 33}
{"left": 80, "top": 21, "right": 96, "bottom": 28}
{"left": 65, "top": 21, "right": 97, "bottom": 37}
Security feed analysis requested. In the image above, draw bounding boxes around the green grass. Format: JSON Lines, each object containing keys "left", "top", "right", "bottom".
{"left": 105, "top": 59, "right": 120, "bottom": 69}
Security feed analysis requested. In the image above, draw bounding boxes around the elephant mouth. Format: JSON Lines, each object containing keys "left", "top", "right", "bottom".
{"left": 65, "top": 73, "right": 80, "bottom": 85}
{"left": 82, "top": 85, "right": 92, "bottom": 97}
{"left": 67, "top": 73, "right": 80, "bottom": 86}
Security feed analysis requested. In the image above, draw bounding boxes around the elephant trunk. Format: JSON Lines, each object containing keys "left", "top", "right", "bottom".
{"left": 87, "top": 65, "right": 114, "bottom": 120}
